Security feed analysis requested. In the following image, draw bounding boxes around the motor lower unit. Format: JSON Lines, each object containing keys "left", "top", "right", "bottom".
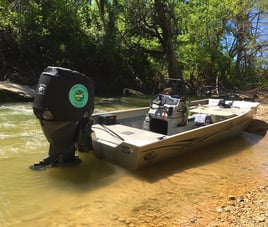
{"left": 31, "top": 67, "right": 94, "bottom": 169}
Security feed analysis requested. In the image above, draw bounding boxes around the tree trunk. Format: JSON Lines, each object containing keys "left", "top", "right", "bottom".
{"left": 154, "top": 0, "right": 182, "bottom": 79}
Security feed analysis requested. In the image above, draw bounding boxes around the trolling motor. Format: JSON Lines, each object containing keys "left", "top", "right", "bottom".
{"left": 31, "top": 67, "right": 94, "bottom": 169}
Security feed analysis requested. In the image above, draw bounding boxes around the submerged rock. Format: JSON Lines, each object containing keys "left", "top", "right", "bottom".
{"left": 0, "top": 81, "right": 35, "bottom": 102}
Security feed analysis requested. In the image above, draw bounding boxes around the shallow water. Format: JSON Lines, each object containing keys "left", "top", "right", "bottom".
{"left": 0, "top": 103, "right": 267, "bottom": 226}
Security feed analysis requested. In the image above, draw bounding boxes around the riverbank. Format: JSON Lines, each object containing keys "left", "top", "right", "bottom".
{"left": 115, "top": 91, "right": 268, "bottom": 226}
{"left": 0, "top": 81, "right": 35, "bottom": 102}
{"left": 121, "top": 185, "right": 268, "bottom": 226}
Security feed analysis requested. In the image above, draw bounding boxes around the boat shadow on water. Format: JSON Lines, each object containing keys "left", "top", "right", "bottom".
{"left": 45, "top": 153, "right": 120, "bottom": 192}
{"left": 46, "top": 129, "right": 265, "bottom": 188}
{"left": 246, "top": 119, "right": 268, "bottom": 137}
{"left": 132, "top": 130, "right": 266, "bottom": 183}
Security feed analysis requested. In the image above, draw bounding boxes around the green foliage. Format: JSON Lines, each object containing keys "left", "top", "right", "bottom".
{"left": 0, "top": 0, "right": 267, "bottom": 93}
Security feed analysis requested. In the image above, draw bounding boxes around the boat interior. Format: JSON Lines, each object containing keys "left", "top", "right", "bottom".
{"left": 92, "top": 97, "right": 258, "bottom": 149}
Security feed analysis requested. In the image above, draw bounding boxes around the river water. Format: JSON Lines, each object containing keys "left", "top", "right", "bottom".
{"left": 0, "top": 103, "right": 267, "bottom": 226}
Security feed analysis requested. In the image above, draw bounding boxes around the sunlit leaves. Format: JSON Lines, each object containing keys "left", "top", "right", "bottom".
{"left": 0, "top": 0, "right": 267, "bottom": 89}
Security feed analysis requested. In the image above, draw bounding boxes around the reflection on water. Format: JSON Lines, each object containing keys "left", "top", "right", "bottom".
{"left": 0, "top": 103, "right": 267, "bottom": 226}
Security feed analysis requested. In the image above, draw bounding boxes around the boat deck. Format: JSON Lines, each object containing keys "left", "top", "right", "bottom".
{"left": 191, "top": 107, "right": 237, "bottom": 116}
{"left": 190, "top": 100, "right": 257, "bottom": 116}
{"left": 92, "top": 100, "right": 259, "bottom": 147}
{"left": 92, "top": 124, "right": 165, "bottom": 147}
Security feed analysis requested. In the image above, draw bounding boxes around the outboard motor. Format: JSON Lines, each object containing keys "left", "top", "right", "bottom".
{"left": 31, "top": 67, "right": 94, "bottom": 169}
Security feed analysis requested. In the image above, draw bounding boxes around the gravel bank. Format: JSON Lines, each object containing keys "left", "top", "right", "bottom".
{"left": 213, "top": 185, "right": 268, "bottom": 227}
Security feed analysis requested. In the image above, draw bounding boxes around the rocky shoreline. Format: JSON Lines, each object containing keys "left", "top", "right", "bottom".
{"left": 115, "top": 185, "right": 268, "bottom": 226}
{"left": 211, "top": 92, "right": 268, "bottom": 227}
{"left": 214, "top": 185, "right": 268, "bottom": 226}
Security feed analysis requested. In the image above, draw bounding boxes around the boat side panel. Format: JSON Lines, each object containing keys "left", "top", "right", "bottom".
{"left": 134, "top": 110, "right": 255, "bottom": 169}
{"left": 94, "top": 109, "right": 255, "bottom": 170}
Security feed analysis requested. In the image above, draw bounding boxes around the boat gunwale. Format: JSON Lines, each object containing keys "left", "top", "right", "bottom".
{"left": 92, "top": 100, "right": 259, "bottom": 149}
{"left": 91, "top": 99, "right": 259, "bottom": 169}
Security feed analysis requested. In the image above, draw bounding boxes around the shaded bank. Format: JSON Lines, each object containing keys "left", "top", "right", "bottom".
{"left": 0, "top": 81, "right": 35, "bottom": 102}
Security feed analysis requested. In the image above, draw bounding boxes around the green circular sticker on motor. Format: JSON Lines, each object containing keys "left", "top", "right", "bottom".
{"left": 69, "top": 84, "right": 88, "bottom": 108}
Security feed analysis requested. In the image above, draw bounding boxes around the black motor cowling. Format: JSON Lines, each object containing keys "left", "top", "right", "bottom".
{"left": 31, "top": 67, "right": 94, "bottom": 169}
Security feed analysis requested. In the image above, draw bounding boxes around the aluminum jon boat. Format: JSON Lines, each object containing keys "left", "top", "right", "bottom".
{"left": 30, "top": 67, "right": 259, "bottom": 170}
{"left": 91, "top": 98, "right": 259, "bottom": 170}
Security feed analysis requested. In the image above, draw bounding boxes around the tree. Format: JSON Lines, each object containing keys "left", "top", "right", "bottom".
{"left": 223, "top": 0, "right": 268, "bottom": 84}
{"left": 1, "top": 0, "right": 267, "bottom": 91}
{"left": 153, "top": 0, "right": 183, "bottom": 78}
{"left": 119, "top": 0, "right": 184, "bottom": 79}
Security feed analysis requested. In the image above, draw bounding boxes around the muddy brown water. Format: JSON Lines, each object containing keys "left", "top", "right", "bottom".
{"left": 0, "top": 103, "right": 267, "bottom": 226}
